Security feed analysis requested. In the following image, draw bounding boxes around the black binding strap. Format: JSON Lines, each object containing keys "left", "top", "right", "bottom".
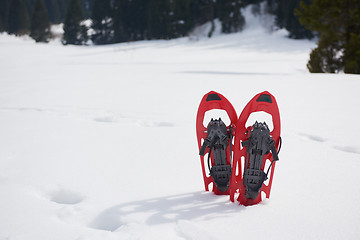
{"left": 265, "top": 136, "right": 282, "bottom": 179}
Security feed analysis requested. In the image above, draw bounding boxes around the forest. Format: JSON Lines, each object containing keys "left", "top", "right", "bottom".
{"left": 0, "top": 0, "right": 359, "bottom": 73}
{"left": 0, "top": 0, "right": 313, "bottom": 43}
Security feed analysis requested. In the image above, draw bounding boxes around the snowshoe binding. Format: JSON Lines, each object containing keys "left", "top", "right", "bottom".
{"left": 242, "top": 121, "right": 279, "bottom": 199}
{"left": 199, "top": 118, "right": 232, "bottom": 193}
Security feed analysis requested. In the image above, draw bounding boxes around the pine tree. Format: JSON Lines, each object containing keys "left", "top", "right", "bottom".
{"left": 126, "top": 0, "right": 148, "bottom": 41}
{"left": 0, "top": 10, "right": 3, "bottom": 31}
{"left": 57, "top": 0, "right": 69, "bottom": 23}
{"left": 0, "top": 16, "right": 2, "bottom": 32}
{"left": 190, "top": 0, "right": 215, "bottom": 26}
{"left": 168, "top": 0, "right": 192, "bottom": 38}
{"left": 218, "top": 0, "right": 245, "bottom": 34}
{"left": 189, "top": 0, "right": 216, "bottom": 37}
{"left": 44, "top": 0, "right": 62, "bottom": 23}
{"left": 113, "top": 0, "right": 127, "bottom": 42}
{"left": 296, "top": 0, "right": 360, "bottom": 74}
{"left": 62, "top": 0, "right": 87, "bottom": 45}
{"left": 267, "top": 0, "right": 313, "bottom": 39}
{"left": 30, "top": 0, "right": 51, "bottom": 42}
{"left": 0, "top": 0, "right": 10, "bottom": 32}
{"left": 307, "top": 37, "right": 342, "bottom": 73}
{"left": 147, "top": 0, "right": 171, "bottom": 39}
{"left": 24, "top": 0, "right": 37, "bottom": 17}
{"left": 114, "top": 0, "right": 148, "bottom": 42}
{"left": 344, "top": 33, "right": 360, "bottom": 74}
{"left": 80, "top": 0, "right": 93, "bottom": 18}
{"left": 7, "top": 0, "right": 30, "bottom": 35}
{"left": 91, "top": 0, "right": 114, "bottom": 44}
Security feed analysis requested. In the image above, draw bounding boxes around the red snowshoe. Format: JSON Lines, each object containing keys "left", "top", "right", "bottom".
{"left": 196, "top": 91, "right": 281, "bottom": 205}
{"left": 196, "top": 91, "right": 237, "bottom": 195}
{"left": 230, "top": 91, "right": 281, "bottom": 206}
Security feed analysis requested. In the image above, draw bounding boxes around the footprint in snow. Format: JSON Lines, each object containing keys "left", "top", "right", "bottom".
{"left": 88, "top": 208, "right": 125, "bottom": 232}
{"left": 332, "top": 145, "right": 360, "bottom": 155}
{"left": 93, "top": 115, "right": 117, "bottom": 123}
{"left": 50, "top": 189, "right": 84, "bottom": 205}
{"left": 299, "top": 133, "right": 360, "bottom": 155}
{"left": 298, "top": 133, "right": 326, "bottom": 143}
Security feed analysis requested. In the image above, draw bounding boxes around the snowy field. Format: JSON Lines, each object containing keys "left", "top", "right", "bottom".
{"left": 1, "top": 10, "right": 360, "bottom": 240}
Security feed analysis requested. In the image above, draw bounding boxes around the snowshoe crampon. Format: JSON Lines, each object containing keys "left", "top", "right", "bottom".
{"left": 196, "top": 91, "right": 237, "bottom": 195}
{"left": 230, "top": 91, "right": 281, "bottom": 206}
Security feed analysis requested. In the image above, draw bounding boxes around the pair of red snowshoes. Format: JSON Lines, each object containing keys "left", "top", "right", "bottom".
{"left": 196, "top": 91, "right": 281, "bottom": 206}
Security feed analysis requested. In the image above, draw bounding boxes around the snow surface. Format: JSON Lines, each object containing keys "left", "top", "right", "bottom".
{"left": 1, "top": 8, "right": 360, "bottom": 240}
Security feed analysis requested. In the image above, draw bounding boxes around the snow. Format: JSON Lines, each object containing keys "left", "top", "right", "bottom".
{"left": 1, "top": 8, "right": 360, "bottom": 240}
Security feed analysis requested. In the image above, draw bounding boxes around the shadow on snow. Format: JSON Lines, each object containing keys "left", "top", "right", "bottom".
{"left": 88, "top": 191, "right": 244, "bottom": 232}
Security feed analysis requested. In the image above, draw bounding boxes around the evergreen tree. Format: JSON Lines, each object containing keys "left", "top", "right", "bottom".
{"left": 296, "top": 0, "right": 360, "bottom": 74}
{"left": 44, "top": 0, "right": 62, "bottom": 23}
{"left": 57, "top": 0, "right": 69, "bottom": 22}
{"left": 268, "top": 0, "right": 313, "bottom": 39}
{"left": 80, "top": 0, "right": 93, "bottom": 18}
{"left": 62, "top": 0, "right": 87, "bottom": 45}
{"left": 147, "top": 0, "right": 171, "bottom": 39}
{"left": 8, "top": 0, "right": 30, "bottom": 35}
{"left": 218, "top": 0, "right": 245, "bottom": 34}
{"left": 0, "top": 0, "right": 10, "bottom": 32}
{"left": 24, "top": 0, "right": 36, "bottom": 17}
{"left": 113, "top": 0, "right": 127, "bottom": 42}
{"left": 190, "top": 0, "right": 216, "bottom": 37}
{"left": 190, "top": 0, "right": 215, "bottom": 26}
{"left": 306, "top": 36, "right": 341, "bottom": 73}
{"left": 113, "top": 0, "right": 191, "bottom": 42}
{"left": 122, "top": 0, "right": 148, "bottom": 41}
{"left": 344, "top": 33, "right": 360, "bottom": 74}
{"left": 168, "top": 0, "right": 192, "bottom": 38}
{"left": 42, "top": 0, "right": 69, "bottom": 24}
{"left": 91, "top": 0, "right": 114, "bottom": 44}
{"left": 30, "top": 0, "right": 51, "bottom": 42}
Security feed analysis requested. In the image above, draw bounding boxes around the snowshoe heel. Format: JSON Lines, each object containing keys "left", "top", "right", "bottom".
{"left": 210, "top": 164, "right": 231, "bottom": 192}
{"left": 243, "top": 169, "right": 267, "bottom": 199}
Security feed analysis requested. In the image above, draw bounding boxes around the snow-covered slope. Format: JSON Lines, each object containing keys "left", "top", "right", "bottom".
{"left": 1, "top": 9, "right": 360, "bottom": 240}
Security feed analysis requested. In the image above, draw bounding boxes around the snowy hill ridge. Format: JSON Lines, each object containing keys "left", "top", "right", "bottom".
{"left": 1, "top": 7, "right": 360, "bottom": 240}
